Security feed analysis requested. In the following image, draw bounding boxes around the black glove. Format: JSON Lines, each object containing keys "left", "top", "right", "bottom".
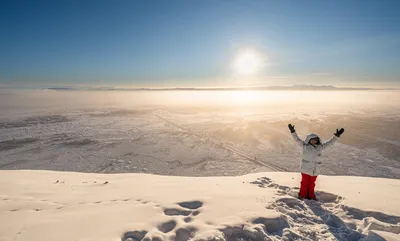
{"left": 288, "top": 124, "right": 295, "bottom": 133}
{"left": 334, "top": 128, "right": 344, "bottom": 137}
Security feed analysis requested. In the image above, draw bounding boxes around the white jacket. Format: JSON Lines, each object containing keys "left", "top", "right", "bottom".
{"left": 291, "top": 132, "right": 339, "bottom": 176}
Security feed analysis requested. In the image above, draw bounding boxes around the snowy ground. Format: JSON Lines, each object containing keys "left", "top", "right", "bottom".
{"left": 1, "top": 90, "right": 400, "bottom": 241}
{"left": 0, "top": 170, "right": 399, "bottom": 241}
{"left": 0, "top": 90, "right": 400, "bottom": 178}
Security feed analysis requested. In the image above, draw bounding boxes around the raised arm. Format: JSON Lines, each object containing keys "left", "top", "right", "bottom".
{"left": 288, "top": 124, "right": 304, "bottom": 147}
{"left": 319, "top": 128, "right": 344, "bottom": 151}
{"left": 319, "top": 136, "right": 339, "bottom": 151}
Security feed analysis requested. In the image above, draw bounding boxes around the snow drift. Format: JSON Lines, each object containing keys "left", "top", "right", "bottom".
{"left": 0, "top": 171, "right": 399, "bottom": 241}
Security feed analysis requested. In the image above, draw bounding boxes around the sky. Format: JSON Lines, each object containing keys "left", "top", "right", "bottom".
{"left": 0, "top": 0, "right": 399, "bottom": 88}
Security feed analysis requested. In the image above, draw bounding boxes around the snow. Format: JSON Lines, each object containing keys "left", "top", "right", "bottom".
{"left": 0, "top": 170, "right": 400, "bottom": 241}
{"left": 1, "top": 89, "right": 400, "bottom": 240}
{"left": 1, "top": 90, "right": 400, "bottom": 178}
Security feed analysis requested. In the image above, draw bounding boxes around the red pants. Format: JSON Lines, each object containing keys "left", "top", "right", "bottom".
{"left": 299, "top": 173, "right": 318, "bottom": 199}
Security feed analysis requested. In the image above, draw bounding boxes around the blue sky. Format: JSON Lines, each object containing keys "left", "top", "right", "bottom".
{"left": 1, "top": 0, "right": 399, "bottom": 88}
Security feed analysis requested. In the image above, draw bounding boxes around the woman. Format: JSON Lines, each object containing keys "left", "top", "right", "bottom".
{"left": 288, "top": 124, "right": 344, "bottom": 200}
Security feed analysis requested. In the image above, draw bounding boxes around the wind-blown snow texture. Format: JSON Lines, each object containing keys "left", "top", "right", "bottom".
{"left": 0, "top": 171, "right": 399, "bottom": 241}
{"left": 0, "top": 89, "right": 399, "bottom": 178}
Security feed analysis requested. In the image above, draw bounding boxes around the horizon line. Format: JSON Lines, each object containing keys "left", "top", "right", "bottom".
{"left": 42, "top": 85, "right": 399, "bottom": 91}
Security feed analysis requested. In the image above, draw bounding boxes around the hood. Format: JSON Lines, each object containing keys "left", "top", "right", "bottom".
{"left": 305, "top": 133, "right": 321, "bottom": 145}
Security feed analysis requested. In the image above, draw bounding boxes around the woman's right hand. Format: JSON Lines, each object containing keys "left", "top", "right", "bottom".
{"left": 288, "top": 124, "right": 295, "bottom": 133}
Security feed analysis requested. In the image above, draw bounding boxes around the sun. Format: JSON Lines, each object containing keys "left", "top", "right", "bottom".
{"left": 233, "top": 49, "right": 264, "bottom": 75}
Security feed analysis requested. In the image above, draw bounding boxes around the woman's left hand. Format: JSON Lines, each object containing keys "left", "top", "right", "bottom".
{"left": 335, "top": 128, "right": 345, "bottom": 137}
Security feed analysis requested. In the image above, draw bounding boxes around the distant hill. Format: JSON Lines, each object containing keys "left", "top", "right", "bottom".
{"left": 45, "top": 85, "right": 397, "bottom": 91}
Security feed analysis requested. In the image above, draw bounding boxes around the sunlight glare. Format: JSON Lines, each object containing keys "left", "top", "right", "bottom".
{"left": 233, "top": 49, "right": 264, "bottom": 75}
